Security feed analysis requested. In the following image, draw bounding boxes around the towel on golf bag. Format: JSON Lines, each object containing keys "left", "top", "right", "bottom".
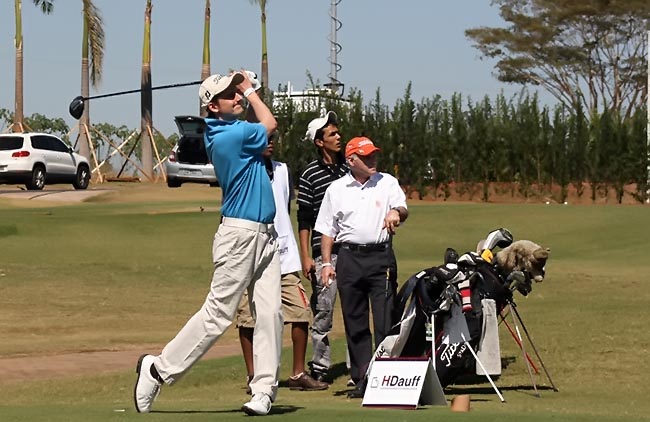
{"left": 476, "top": 298, "right": 501, "bottom": 375}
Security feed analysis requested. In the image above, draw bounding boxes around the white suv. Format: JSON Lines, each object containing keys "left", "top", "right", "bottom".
{"left": 0, "top": 133, "right": 91, "bottom": 190}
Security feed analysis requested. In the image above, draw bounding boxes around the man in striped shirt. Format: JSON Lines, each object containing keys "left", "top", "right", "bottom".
{"left": 297, "top": 111, "right": 348, "bottom": 383}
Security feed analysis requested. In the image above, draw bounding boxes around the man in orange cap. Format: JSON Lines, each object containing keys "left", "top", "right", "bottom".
{"left": 315, "top": 136, "right": 408, "bottom": 398}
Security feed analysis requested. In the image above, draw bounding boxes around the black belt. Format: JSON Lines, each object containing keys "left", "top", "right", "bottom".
{"left": 313, "top": 243, "right": 340, "bottom": 257}
{"left": 340, "top": 242, "right": 389, "bottom": 252}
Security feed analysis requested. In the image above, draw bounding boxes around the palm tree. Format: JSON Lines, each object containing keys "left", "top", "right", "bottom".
{"left": 140, "top": 0, "right": 153, "bottom": 180}
{"left": 78, "top": 0, "right": 104, "bottom": 161}
{"left": 13, "top": 0, "right": 54, "bottom": 133}
{"left": 199, "top": 0, "right": 211, "bottom": 115}
{"left": 201, "top": 0, "right": 211, "bottom": 81}
{"left": 248, "top": 0, "right": 269, "bottom": 99}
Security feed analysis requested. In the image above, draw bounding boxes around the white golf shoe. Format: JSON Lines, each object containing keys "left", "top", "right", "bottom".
{"left": 242, "top": 392, "right": 272, "bottom": 416}
{"left": 133, "top": 354, "right": 162, "bottom": 413}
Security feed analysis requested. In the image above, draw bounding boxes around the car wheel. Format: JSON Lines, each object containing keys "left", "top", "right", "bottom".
{"left": 26, "top": 166, "right": 46, "bottom": 191}
{"left": 73, "top": 165, "right": 90, "bottom": 190}
{"left": 167, "top": 179, "right": 182, "bottom": 188}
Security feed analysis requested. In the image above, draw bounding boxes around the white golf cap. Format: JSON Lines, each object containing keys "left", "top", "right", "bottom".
{"left": 198, "top": 73, "right": 245, "bottom": 107}
{"left": 305, "top": 111, "right": 337, "bottom": 141}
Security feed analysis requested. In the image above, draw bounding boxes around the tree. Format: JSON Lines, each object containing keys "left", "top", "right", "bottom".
{"left": 78, "top": 0, "right": 105, "bottom": 161}
{"left": 13, "top": 0, "right": 54, "bottom": 133}
{"left": 201, "top": 0, "right": 211, "bottom": 82}
{"left": 199, "top": 0, "right": 211, "bottom": 115}
{"left": 248, "top": 0, "right": 269, "bottom": 99}
{"left": 0, "top": 109, "right": 13, "bottom": 132}
{"left": 390, "top": 84, "right": 417, "bottom": 190}
{"left": 25, "top": 113, "right": 70, "bottom": 139}
{"left": 140, "top": 0, "right": 154, "bottom": 180}
{"left": 466, "top": 96, "right": 496, "bottom": 201}
{"left": 465, "top": 0, "right": 650, "bottom": 119}
{"left": 549, "top": 106, "right": 571, "bottom": 203}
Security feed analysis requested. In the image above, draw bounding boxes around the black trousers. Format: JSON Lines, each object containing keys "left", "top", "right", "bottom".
{"left": 336, "top": 245, "right": 397, "bottom": 383}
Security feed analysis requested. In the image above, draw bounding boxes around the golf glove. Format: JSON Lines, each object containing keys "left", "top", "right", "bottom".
{"left": 245, "top": 70, "right": 262, "bottom": 91}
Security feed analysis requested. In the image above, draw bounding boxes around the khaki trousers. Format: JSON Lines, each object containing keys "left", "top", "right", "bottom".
{"left": 155, "top": 217, "right": 284, "bottom": 399}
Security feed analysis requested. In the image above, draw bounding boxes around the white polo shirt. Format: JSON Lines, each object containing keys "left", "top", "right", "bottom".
{"left": 314, "top": 172, "right": 407, "bottom": 245}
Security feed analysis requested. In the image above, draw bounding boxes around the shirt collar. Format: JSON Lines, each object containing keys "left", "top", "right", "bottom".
{"left": 317, "top": 156, "right": 345, "bottom": 168}
{"left": 344, "top": 172, "right": 382, "bottom": 187}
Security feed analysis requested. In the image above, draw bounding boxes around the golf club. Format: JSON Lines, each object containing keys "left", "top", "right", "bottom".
{"left": 68, "top": 80, "right": 202, "bottom": 120}
{"left": 483, "top": 228, "right": 514, "bottom": 252}
{"left": 507, "top": 270, "right": 526, "bottom": 291}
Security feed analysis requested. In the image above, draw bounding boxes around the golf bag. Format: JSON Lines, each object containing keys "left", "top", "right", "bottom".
{"left": 370, "top": 230, "right": 535, "bottom": 388}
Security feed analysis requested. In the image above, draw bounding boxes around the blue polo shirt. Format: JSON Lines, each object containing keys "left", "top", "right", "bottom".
{"left": 204, "top": 118, "right": 275, "bottom": 223}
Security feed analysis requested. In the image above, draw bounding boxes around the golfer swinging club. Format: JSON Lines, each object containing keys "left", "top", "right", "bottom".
{"left": 133, "top": 70, "right": 283, "bottom": 416}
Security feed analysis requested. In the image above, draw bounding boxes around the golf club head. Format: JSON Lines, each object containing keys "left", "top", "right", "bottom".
{"left": 507, "top": 270, "right": 532, "bottom": 296}
{"left": 444, "top": 247, "right": 459, "bottom": 265}
{"left": 482, "top": 228, "right": 514, "bottom": 252}
{"left": 507, "top": 270, "right": 526, "bottom": 286}
{"left": 69, "top": 96, "right": 86, "bottom": 120}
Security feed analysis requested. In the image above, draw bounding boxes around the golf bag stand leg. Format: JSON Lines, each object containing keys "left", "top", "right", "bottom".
{"left": 511, "top": 302, "right": 559, "bottom": 392}
{"left": 508, "top": 303, "right": 540, "bottom": 397}
{"left": 500, "top": 312, "right": 540, "bottom": 374}
{"left": 460, "top": 333, "right": 506, "bottom": 403}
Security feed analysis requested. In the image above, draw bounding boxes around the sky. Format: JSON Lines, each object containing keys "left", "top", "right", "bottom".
{"left": 0, "top": 0, "right": 548, "bottom": 137}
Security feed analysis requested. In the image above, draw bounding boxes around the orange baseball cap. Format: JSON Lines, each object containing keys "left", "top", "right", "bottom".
{"left": 345, "top": 137, "right": 380, "bottom": 158}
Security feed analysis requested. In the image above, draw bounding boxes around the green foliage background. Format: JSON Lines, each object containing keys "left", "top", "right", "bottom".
{"left": 2, "top": 85, "right": 648, "bottom": 203}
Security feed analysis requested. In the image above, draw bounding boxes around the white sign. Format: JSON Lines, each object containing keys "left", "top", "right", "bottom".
{"left": 362, "top": 358, "right": 447, "bottom": 409}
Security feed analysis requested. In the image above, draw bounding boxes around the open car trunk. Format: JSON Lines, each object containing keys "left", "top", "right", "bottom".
{"left": 174, "top": 116, "right": 209, "bottom": 165}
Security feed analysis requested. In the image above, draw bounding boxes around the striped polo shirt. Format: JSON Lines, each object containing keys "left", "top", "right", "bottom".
{"left": 297, "top": 158, "right": 348, "bottom": 257}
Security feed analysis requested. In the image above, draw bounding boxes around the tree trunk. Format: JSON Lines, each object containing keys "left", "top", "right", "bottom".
{"left": 260, "top": 8, "right": 269, "bottom": 100}
{"left": 78, "top": 13, "right": 91, "bottom": 160}
{"left": 13, "top": 0, "right": 24, "bottom": 133}
{"left": 140, "top": 1, "right": 153, "bottom": 180}
{"left": 200, "top": 0, "right": 211, "bottom": 115}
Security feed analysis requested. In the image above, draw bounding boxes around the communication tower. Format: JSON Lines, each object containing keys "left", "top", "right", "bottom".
{"left": 324, "top": 0, "right": 344, "bottom": 96}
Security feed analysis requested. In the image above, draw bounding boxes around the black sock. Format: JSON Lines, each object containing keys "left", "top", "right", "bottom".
{"left": 150, "top": 364, "right": 164, "bottom": 383}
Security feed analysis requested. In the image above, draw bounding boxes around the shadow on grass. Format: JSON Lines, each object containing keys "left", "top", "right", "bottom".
{"left": 332, "top": 388, "right": 357, "bottom": 397}
{"left": 153, "top": 404, "right": 302, "bottom": 415}
{"left": 446, "top": 384, "right": 557, "bottom": 399}
{"left": 328, "top": 361, "right": 351, "bottom": 384}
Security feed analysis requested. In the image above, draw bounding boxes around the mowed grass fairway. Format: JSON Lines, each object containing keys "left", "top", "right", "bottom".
{"left": 0, "top": 183, "right": 649, "bottom": 421}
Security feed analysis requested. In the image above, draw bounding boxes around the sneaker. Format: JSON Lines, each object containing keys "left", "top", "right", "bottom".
{"left": 245, "top": 375, "right": 254, "bottom": 395}
{"left": 242, "top": 392, "right": 272, "bottom": 416}
{"left": 346, "top": 378, "right": 356, "bottom": 387}
{"left": 287, "top": 372, "right": 329, "bottom": 391}
{"left": 133, "top": 354, "right": 162, "bottom": 413}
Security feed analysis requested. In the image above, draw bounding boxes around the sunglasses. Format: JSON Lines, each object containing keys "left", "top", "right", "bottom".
{"left": 216, "top": 87, "right": 239, "bottom": 100}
